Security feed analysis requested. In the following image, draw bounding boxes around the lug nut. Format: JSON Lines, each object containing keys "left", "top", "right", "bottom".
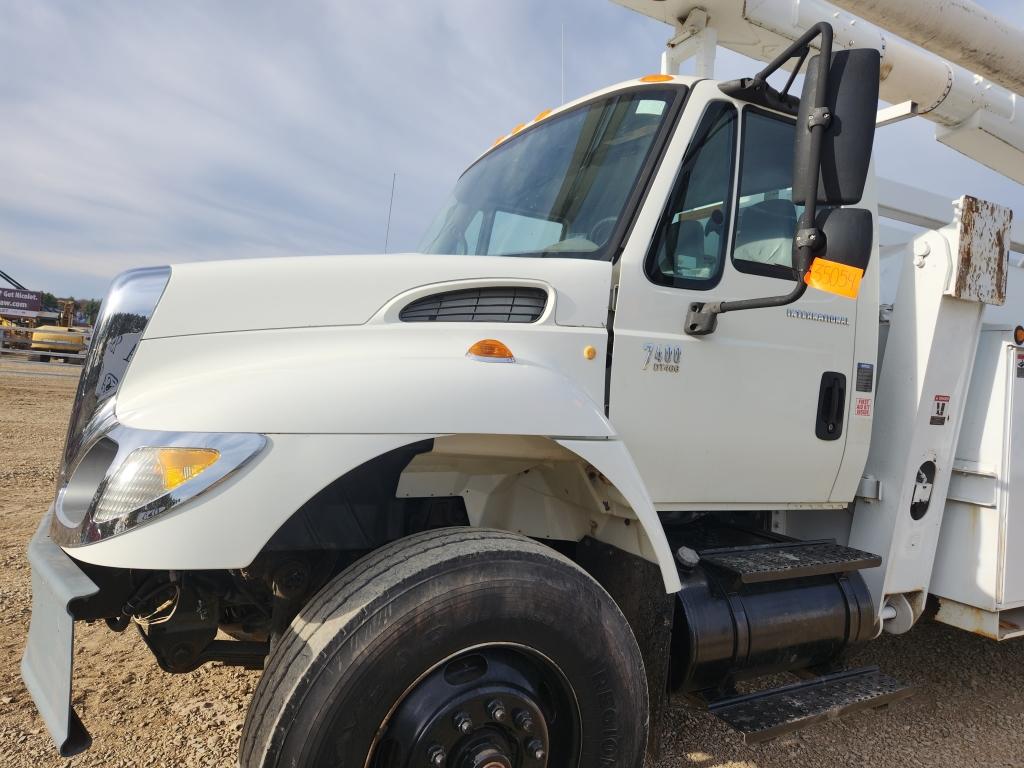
{"left": 453, "top": 711, "right": 473, "bottom": 734}
{"left": 514, "top": 710, "right": 534, "bottom": 733}
{"left": 528, "top": 738, "right": 545, "bottom": 760}
{"left": 427, "top": 743, "right": 446, "bottom": 766}
{"left": 487, "top": 699, "right": 508, "bottom": 722}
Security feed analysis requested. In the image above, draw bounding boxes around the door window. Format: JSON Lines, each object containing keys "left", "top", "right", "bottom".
{"left": 646, "top": 102, "right": 737, "bottom": 289}
{"left": 732, "top": 110, "right": 801, "bottom": 279}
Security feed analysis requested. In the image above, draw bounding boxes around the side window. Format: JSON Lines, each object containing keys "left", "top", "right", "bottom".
{"left": 646, "top": 102, "right": 737, "bottom": 289}
{"left": 733, "top": 110, "right": 800, "bottom": 279}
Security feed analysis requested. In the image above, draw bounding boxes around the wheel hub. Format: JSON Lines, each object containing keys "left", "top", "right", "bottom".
{"left": 371, "top": 648, "right": 570, "bottom": 767}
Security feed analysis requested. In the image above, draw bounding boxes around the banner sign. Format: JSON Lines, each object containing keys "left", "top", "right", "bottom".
{"left": 0, "top": 288, "right": 42, "bottom": 314}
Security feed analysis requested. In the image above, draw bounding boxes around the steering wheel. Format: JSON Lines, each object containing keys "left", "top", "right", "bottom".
{"left": 588, "top": 217, "right": 618, "bottom": 248}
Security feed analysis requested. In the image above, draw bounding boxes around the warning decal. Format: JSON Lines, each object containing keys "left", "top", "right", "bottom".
{"left": 856, "top": 362, "right": 874, "bottom": 393}
{"left": 1017, "top": 352, "right": 1024, "bottom": 379}
{"left": 930, "top": 394, "right": 950, "bottom": 426}
{"left": 855, "top": 397, "right": 872, "bottom": 417}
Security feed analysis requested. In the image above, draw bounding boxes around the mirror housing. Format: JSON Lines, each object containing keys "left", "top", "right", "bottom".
{"left": 817, "top": 207, "right": 873, "bottom": 272}
{"left": 794, "top": 49, "right": 881, "bottom": 206}
{"left": 801, "top": 207, "right": 874, "bottom": 300}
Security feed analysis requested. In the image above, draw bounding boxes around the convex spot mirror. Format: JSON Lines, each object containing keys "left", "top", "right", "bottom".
{"left": 794, "top": 48, "right": 881, "bottom": 206}
{"left": 803, "top": 207, "right": 873, "bottom": 299}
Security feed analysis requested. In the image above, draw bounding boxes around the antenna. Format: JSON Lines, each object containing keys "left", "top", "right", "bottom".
{"left": 384, "top": 172, "right": 397, "bottom": 254}
{"left": 560, "top": 23, "right": 566, "bottom": 104}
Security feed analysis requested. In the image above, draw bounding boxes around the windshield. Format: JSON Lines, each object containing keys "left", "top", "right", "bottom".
{"left": 420, "top": 87, "right": 680, "bottom": 260}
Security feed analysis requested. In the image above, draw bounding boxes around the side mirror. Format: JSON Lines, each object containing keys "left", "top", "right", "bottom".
{"left": 819, "top": 207, "right": 872, "bottom": 270}
{"left": 803, "top": 207, "right": 874, "bottom": 298}
{"left": 794, "top": 49, "right": 881, "bottom": 206}
{"left": 685, "top": 24, "right": 879, "bottom": 336}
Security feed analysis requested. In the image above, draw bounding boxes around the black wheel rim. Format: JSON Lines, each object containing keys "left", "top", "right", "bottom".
{"left": 367, "top": 645, "right": 581, "bottom": 768}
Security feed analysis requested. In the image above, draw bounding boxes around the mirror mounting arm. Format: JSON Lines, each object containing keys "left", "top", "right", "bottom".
{"left": 685, "top": 22, "right": 834, "bottom": 338}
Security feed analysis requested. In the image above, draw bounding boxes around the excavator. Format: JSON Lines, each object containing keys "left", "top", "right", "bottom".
{"left": 29, "top": 299, "right": 89, "bottom": 363}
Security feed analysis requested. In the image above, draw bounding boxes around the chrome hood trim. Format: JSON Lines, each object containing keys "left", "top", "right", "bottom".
{"left": 59, "top": 267, "right": 170, "bottom": 488}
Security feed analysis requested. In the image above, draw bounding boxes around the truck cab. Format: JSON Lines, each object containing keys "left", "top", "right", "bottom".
{"left": 419, "top": 71, "right": 879, "bottom": 509}
{"left": 21, "top": 20, "right": 1013, "bottom": 768}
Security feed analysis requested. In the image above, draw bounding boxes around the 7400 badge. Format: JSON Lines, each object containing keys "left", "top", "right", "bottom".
{"left": 642, "top": 343, "right": 681, "bottom": 373}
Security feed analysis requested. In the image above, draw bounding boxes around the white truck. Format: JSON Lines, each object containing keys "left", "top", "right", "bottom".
{"left": 21, "top": 1, "right": 1023, "bottom": 766}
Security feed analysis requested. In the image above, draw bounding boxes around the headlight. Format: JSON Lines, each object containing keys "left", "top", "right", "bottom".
{"left": 52, "top": 425, "right": 265, "bottom": 546}
{"left": 92, "top": 447, "right": 221, "bottom": 523}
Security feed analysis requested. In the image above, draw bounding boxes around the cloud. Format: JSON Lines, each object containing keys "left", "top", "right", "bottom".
{"left": 0, "top": 0, "right": 1020, "bottom": 298}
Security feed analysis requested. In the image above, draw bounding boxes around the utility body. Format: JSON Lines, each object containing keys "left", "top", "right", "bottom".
{"left": 20, "top": 2, "right": 1023, "bottom": 766}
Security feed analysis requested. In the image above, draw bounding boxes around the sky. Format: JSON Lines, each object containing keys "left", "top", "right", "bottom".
{"left": 2, "top": 0, "right": 1022, "bottom": 299}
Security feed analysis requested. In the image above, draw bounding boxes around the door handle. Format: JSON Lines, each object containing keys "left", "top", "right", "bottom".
{"left": 815, "top": 372, "right": 847, "bottom": 441}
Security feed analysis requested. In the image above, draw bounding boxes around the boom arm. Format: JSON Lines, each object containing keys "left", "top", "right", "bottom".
{"left": 0, "top": 270, "right": 26, "bottom": 290}
{"left": 614, "top": 0, "right": 1024, "bottom": 184}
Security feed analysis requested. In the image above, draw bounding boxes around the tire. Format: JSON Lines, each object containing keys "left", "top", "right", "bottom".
{"left": 240, "top": 528, "right": 648, "bottom": 768}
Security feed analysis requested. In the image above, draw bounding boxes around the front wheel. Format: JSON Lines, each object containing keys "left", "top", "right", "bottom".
{"left": 241, "top": 528, "right": 648, "bottom": 768}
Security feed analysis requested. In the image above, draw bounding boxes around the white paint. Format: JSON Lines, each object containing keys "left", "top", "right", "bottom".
{"left": 829, "top": 0, "right": 1024, "bottom": 97}
{"left": 117, "top": 325, "right": 612, "bottom": 437}
{"left": 146, "top": 253, "right": 613, "bottom": 338}
{"left": 849, "top": 200, "right": 1010, "bottom": 623}
{"left": 609, "top": 80, "right": 876, "bottom": 507}
{"left": 929, "top": 330, "right": 1024, "bottom": 633}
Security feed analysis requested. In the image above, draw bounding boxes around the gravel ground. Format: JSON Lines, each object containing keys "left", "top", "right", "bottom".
{"left": 1, "top": 362, "right": 1023, "bottom": 767}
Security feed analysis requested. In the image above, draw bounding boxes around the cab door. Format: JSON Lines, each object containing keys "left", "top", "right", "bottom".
{"left": 609, "top": 83, "right": 858, "bottom": 507}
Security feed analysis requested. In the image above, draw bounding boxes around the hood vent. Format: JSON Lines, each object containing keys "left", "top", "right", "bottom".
{"left": 400, "top": 286, "right": 547, "bottom": 323}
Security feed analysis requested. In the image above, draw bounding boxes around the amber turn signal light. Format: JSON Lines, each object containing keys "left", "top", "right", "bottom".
{"left": 1014, "top": 325, "right": 1024, "bottom": 346}
{"left": 467, "top": 339, "right": 515, "bottom": 362}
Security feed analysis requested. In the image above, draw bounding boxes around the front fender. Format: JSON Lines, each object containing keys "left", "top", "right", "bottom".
{"left": 558, "top": 439, "right": 681, "bottom": 593}
{"left": 69, "top": 432, "right": 681, "bottom": 594}
{"left": 80, "top": 325, "right": 680, "bottom": 591}
{"left": 116, "top": 324, "right": 611, "bottom": 437}
{"left": 64, "top": 433, "right": 432, "bottom": 570}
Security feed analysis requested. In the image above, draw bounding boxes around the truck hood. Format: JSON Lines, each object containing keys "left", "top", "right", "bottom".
{"left": 144, "top": 253, "right": 613, "bottom": 338}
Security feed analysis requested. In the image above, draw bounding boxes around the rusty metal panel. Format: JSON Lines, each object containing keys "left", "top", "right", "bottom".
{"left": 948, "top": 195, "right": 1012, "bottom": 305}
{"left": 935, "top": 598, "right": 1024, "bottom": 641}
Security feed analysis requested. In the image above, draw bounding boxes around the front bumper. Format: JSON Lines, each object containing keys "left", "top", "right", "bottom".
{"left": 21, "top": 508, "right": 99, "bottom": 757}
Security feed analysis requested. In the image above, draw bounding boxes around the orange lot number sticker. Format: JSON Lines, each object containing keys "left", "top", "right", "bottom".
{"left": 805, "top": 257, "right": 864, "bottom": 299}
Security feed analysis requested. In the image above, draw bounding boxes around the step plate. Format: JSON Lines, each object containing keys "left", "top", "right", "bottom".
{"left": 709, "top": 668, "right": 912, "bottom": 744}
{"left": 701, "top": 542, "right": 882, "bottom": 583}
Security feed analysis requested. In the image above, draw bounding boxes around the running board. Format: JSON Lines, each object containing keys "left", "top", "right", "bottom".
{"left": 699, "top": 540, "right": 881, "bottom": 584}
{"left": 708, "top": 667, "right": 913, "bottom": 744}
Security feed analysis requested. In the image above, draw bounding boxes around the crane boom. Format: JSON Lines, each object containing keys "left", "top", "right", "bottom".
{"left": 613, "top": 0, "right": 1024, "bottom": 184}
{"left": 0, "top": 269, "right": 27, "bottom": 290}
{"left": 828, "top": 0, "right": 1024, "bottom": 97}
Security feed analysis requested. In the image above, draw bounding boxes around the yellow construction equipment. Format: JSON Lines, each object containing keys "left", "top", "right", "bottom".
{"left": 30, "top": 300, "right": 89, "bottom": 362}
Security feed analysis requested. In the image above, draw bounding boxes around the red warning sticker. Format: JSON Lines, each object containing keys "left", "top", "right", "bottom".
{"left": 930, "top": 394, "right": 950, "bottom": 426}
{"left": 855, "top": 397, "right": 872, "bottom": 417}
{"left": 1017, "top": 352, "right": 1024, "bottom": 379}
